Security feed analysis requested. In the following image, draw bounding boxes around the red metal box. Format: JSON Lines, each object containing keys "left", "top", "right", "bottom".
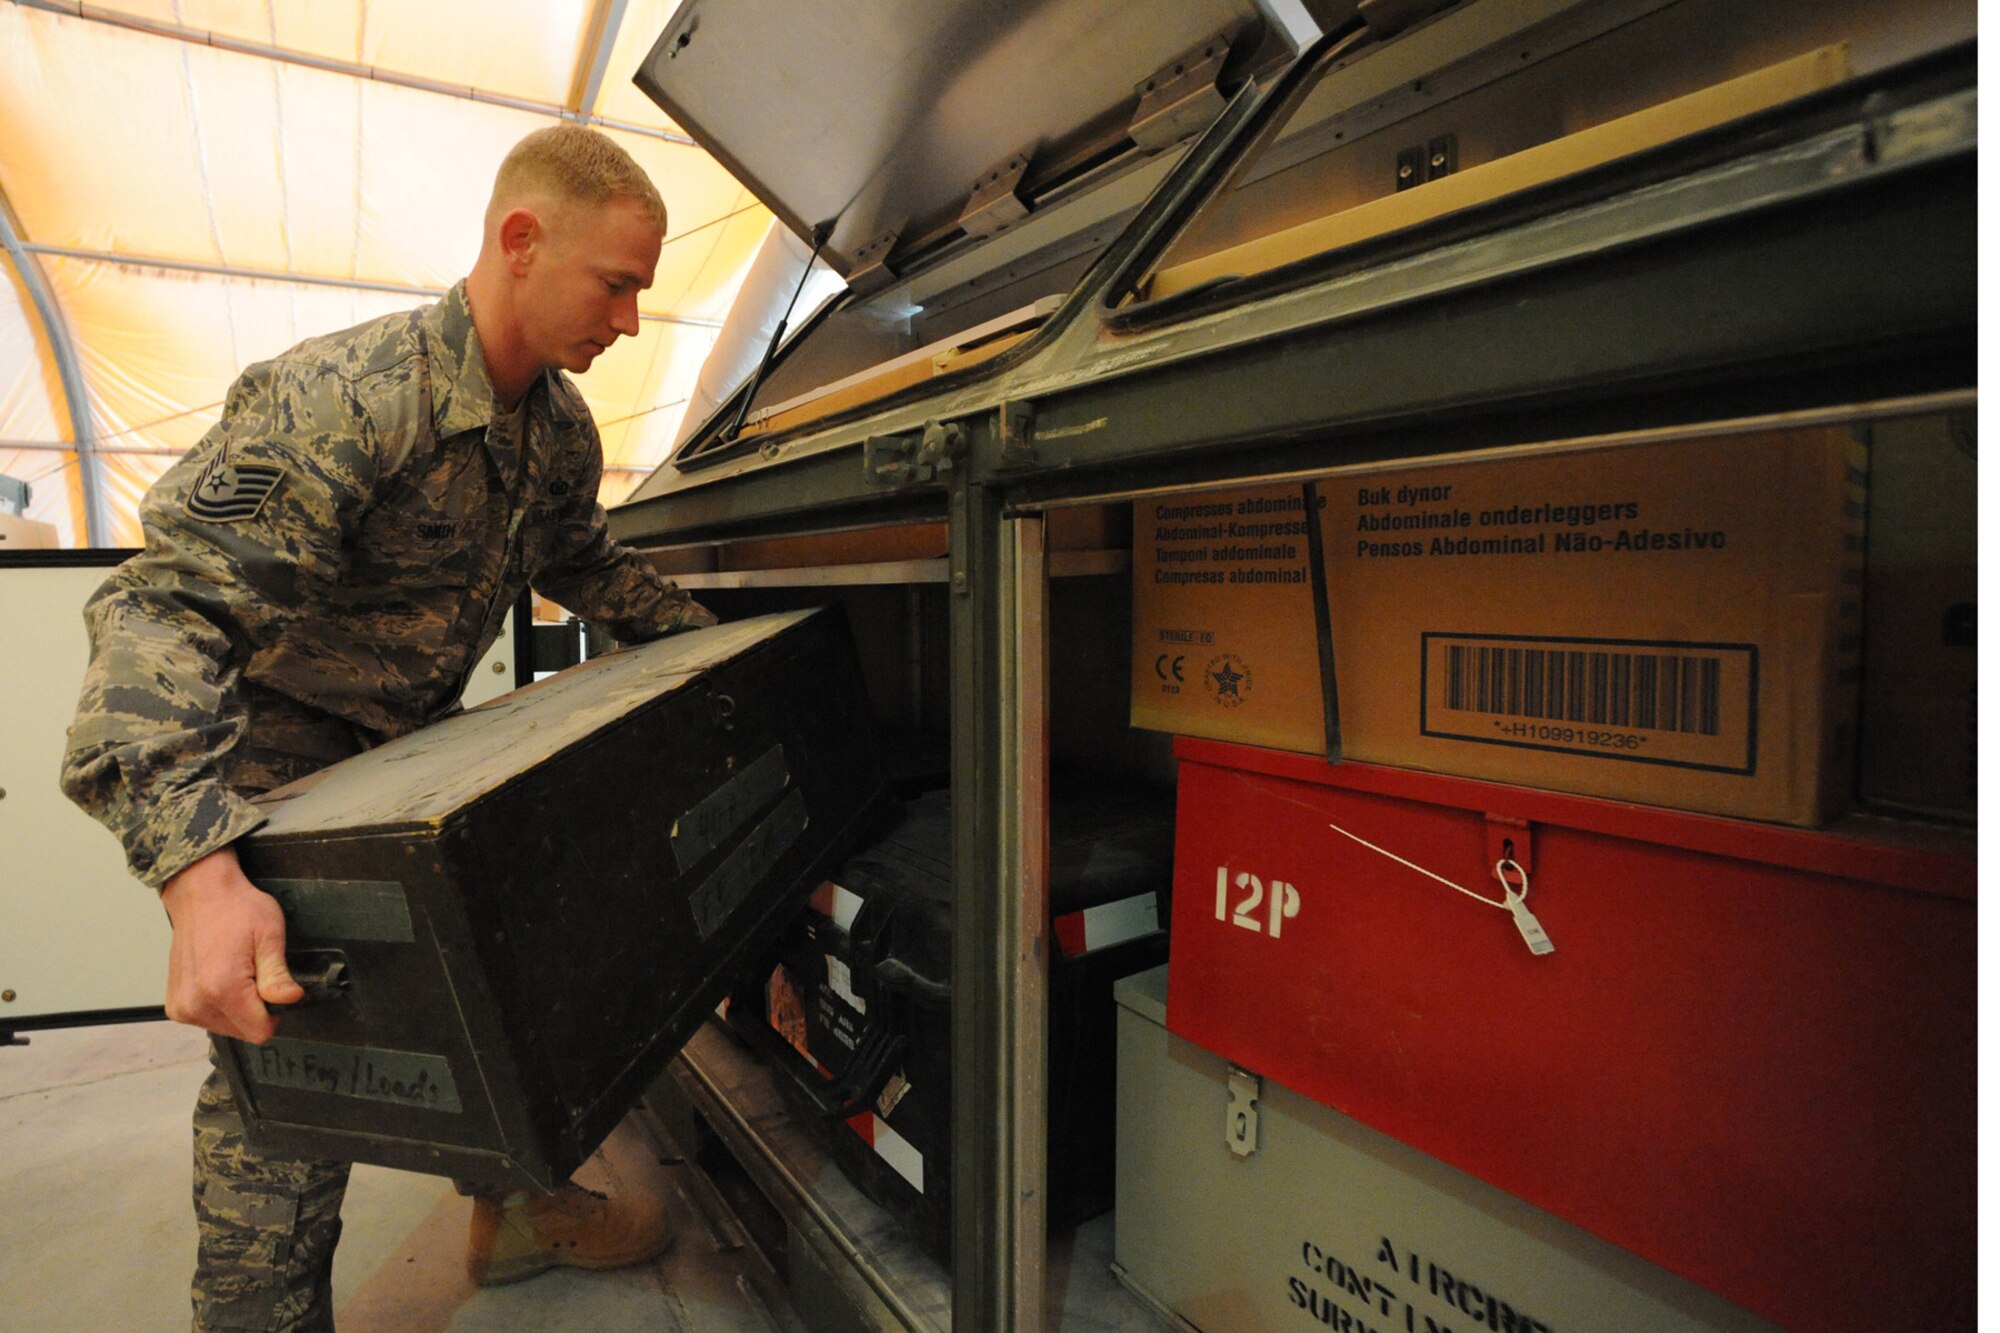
{"left": 1166, "top": 737, "right": 1973, "bottom": 1333}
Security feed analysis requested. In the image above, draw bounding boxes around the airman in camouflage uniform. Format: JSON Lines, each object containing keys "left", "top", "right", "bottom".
{"left": 61, "top": 125, "right": 709, "bottom": 1330}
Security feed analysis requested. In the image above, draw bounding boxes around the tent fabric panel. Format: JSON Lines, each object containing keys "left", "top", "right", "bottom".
{"left": 86, "top": 0, "right": 592, "bottom": 107}
{"left": 0, "top": 12, "right": 535, "bottom": 289}
{"left": 49, "top": 257, "right": 745, "bottom": 516}
{"left": 0, "top": 11, "right": 220, "bottom": 257}
{"left": 269, "top": 61, "right": 369, "bottom": 282}
{"left": 639, "top": 190, "right": 773, "bottom": 324}
{"left": 0, "top": 253, "right": 66, "bottom": 445}
{"left": 668, "top": 221, "right": 850, "bottom": 455}
{"left": 48, "top": 256, "right": 417, "bottom": 461}
{"left": 345, "top": 82, "right": 548, "bottom": 291}
{"left": 588, "top": 319, "right": 723, "bottom": 473}
{"left": 0, "top": 3, "right": 767, "bottom": 546}
{"left": 0, "top": 11, "right": 701, "bottom": 295}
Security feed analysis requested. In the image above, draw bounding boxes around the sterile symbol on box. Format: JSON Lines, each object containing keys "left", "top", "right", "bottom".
{"left": 1204, "top": 654, "right": 1251, "bottom": 707}
{"left": 1214, "top": 866, "right": 1300, "bottom": 938}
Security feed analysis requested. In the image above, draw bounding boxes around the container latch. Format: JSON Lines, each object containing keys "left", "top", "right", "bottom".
{"left": 864, "top": 419, "right": 964, "bottom": 486}
{"left": 1226, "top": 1067, "right": 1261, "bottom": 1159}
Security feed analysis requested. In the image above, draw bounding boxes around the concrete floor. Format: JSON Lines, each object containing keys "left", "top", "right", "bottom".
{"left": 0, "top": 1020, "right": 795, "bottom": 1333}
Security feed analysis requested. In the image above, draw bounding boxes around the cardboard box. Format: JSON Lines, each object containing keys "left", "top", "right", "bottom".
{"left": 1164, "top": 739, "right": 1974, "bottom": 1333}
{"left": 1046, "top": 502, "right": 1130, "bottom": 553}
{"left": 1321, "top": 428, "right": 1866, "bottom": 824}
{"left": 0, "top": 513, "right": 58, "bottom": 549}
{"left": 1130, "top": 484, "right": 1329, "bottom": 754}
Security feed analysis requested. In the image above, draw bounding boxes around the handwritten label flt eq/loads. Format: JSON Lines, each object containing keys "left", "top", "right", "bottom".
{"left": 245, "top": 1037, "right": 462, "bottom": 1113}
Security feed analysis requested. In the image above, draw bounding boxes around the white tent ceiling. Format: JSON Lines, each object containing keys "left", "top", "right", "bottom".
{"left": 0, "top": 0, "right": 777, "bottom": 547}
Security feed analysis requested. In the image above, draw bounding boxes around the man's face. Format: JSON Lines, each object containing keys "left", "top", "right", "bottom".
{"left": 518, "top": 195, "right": 663, "bottom": 376}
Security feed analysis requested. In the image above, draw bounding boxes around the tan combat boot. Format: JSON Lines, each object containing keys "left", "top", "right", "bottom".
{"left": 466, "top": 1182, "right": 673, "bottom": 1286}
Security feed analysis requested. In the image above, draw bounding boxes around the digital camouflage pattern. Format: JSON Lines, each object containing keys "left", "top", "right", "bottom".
{"left": 61, "top": 280, "right": 714, "bottom": 891}
{"left": 192, "top": 1061, "right": 349, "bottom": 1332}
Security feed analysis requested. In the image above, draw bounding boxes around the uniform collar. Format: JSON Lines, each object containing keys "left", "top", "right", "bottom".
{"left": 421, "top": 280, "right": 598, "bottom": 439}
{"left": 419, "top": 282, "right": 506, "bottom": 440}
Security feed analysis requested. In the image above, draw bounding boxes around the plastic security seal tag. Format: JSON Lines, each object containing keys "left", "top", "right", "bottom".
{"left": 1497, "top": 859, "right": 1554, "bottom": 956}
{"left": 1327, "top": 820, "right": 1556, "bottom": 960}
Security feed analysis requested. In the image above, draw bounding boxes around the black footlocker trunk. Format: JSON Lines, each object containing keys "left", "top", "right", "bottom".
{"left": 218, "top": 608, "right": 888, "bottom": 1192}
{"left": 730, "top": 780, "right": 1173, "bottom": 1261}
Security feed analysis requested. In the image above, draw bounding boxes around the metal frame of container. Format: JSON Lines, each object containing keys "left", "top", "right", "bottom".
{"left": 608, "top": 21, "right": 1977, "bottom": 1330}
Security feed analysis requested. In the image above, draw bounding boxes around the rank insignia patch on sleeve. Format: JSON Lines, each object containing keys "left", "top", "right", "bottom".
{"left": 186, "top": 458, "right": 285, "bottom": 522}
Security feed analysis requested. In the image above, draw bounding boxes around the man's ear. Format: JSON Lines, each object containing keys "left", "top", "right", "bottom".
{"left": 498, "top": 205, "right": 542, "bottom": 276}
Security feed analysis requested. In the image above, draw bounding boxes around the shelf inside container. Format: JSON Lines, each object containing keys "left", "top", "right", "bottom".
{"left": 646, "top": 1019, "right": 1167, "bottom": 1333}
{"left": 664, "top": 549, "right": 1129, "bottom": 589}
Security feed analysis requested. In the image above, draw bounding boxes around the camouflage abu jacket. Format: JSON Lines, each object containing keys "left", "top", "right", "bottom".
{"left": 61, "top": 281, "right": 714, "bottom": 889}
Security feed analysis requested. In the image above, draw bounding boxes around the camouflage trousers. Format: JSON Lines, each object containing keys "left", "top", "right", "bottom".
{"left": 192, "top": 1058, "right": 351, "bottom": 1332}
{"left": 189, "top": 687, "right": 371, "bottom": 1332}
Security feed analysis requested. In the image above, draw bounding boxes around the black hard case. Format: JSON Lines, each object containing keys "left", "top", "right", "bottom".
{"left": 217, "top": 608, "right": 888, "bottom": 1191}
{"left": 733, "top": 782, "right": 1172, "bottom": 1261}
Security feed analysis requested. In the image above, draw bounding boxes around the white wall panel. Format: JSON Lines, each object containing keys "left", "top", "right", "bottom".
{"left": 0, "top": 561, "right": 168, "bottom": 1021}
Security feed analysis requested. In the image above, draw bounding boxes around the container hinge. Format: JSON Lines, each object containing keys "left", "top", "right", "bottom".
{"left": 864, "top": 420, "right": 963, "bottom": 486}
{"left": 1130, "top": 32, "right": 1233, "bottom": 153}
{"left": 1226, "top": 1067, "right": 1261, "bottom": 1158}
{"left": 959, "top": 149, "right": 1035, "bottom": 240}
{"left": 846, "top": 231, "right": 901, "bottom": 298}
{"left": 997, "top": 400, "right": 1036, "bottom": 470}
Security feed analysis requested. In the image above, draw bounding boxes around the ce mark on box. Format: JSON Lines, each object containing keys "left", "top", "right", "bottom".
{"left": 1154, "top": 653, "right": 1189, "bottom": 686}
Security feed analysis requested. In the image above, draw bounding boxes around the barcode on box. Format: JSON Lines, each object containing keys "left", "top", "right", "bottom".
{"left": 1420, "top": 634, "right": 1757, "bottom": 774}
{"left": 1444, "top": 645, "right": 1722, "bottom": 735}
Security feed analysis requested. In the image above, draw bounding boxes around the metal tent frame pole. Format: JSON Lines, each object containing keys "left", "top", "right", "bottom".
{"left": 0, "top": 190, "right": 105, "bottom": 546}
{"left": 568, "top": 0, "right": 632, "bottom": 119}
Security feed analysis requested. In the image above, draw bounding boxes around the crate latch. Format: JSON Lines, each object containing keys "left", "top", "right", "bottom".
{"left": 864, "top": 419, "right": 963, "bottom": 486}
{"left": 1226, "top": 1067, "right": 1261, "bottom": 1159}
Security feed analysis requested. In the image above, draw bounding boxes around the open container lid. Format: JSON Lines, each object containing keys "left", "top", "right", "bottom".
{"left": 635, "top": 0, "right": 1310, "bottom": 293}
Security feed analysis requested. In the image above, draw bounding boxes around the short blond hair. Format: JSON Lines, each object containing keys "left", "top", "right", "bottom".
{"left": 487, "top": 124, "right": 668, "bottom": 236}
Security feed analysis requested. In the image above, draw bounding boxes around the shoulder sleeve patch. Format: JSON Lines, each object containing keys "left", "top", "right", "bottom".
{"left": 186, "top": 457, "right": 286, "bottom": 523}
